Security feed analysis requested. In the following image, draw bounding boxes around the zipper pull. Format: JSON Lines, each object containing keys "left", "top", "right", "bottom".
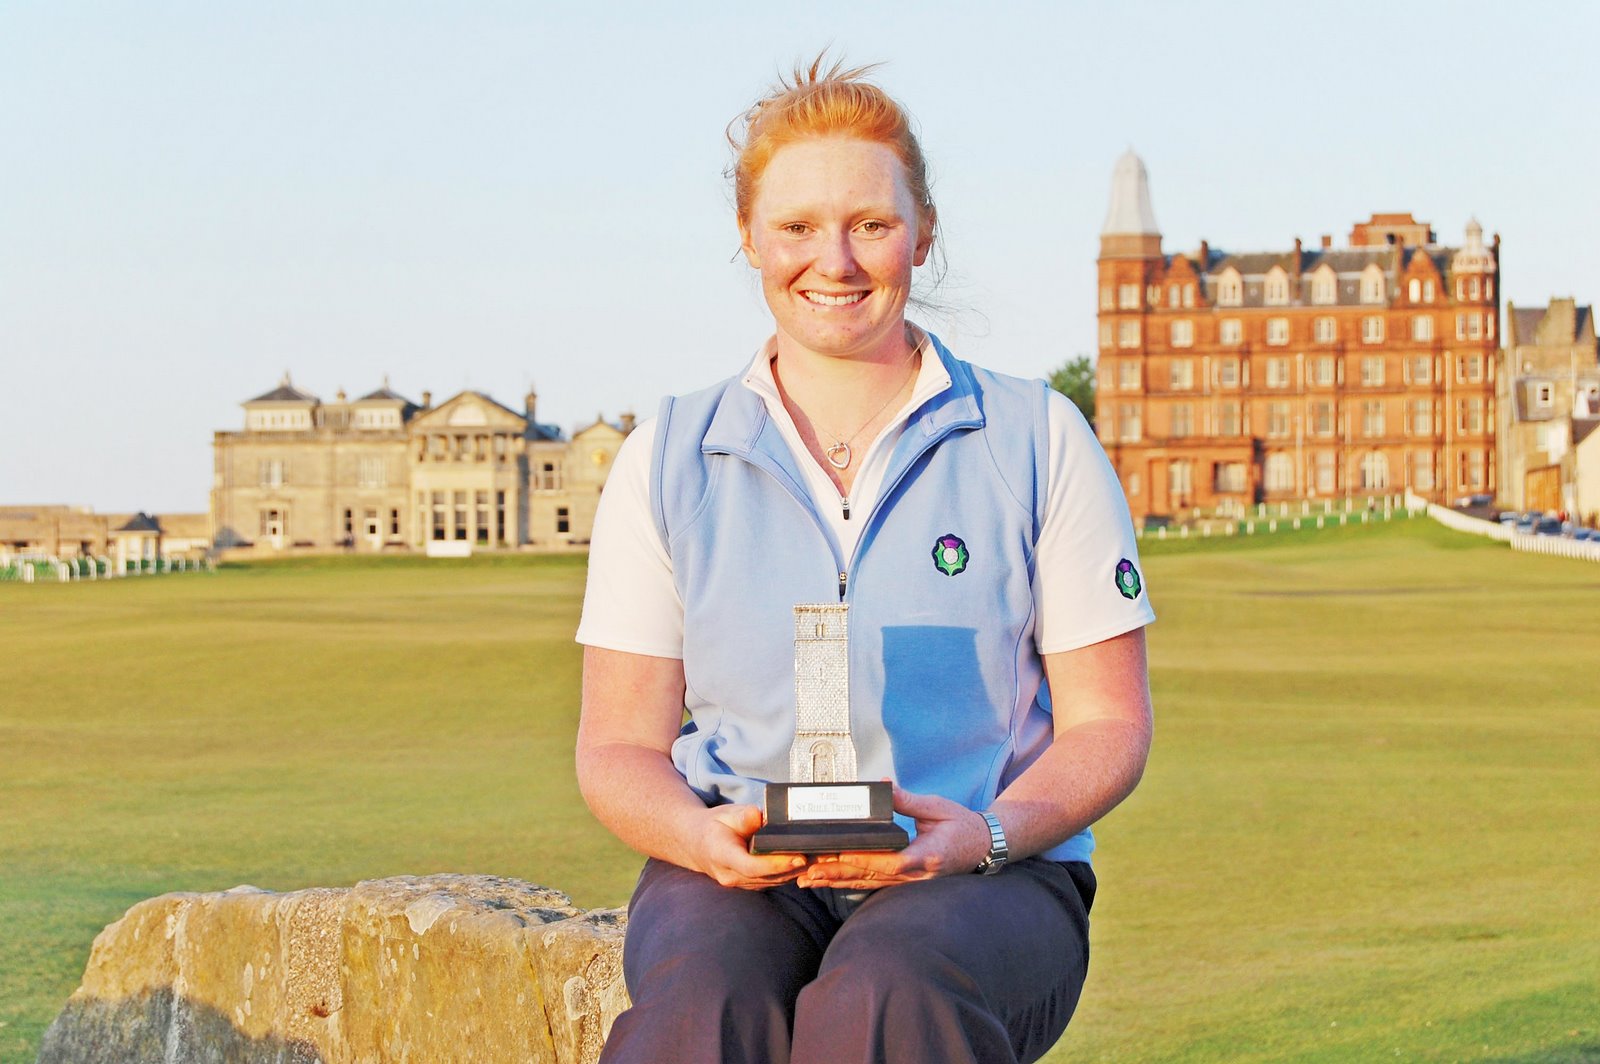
{"left": 838, "top": 571, "right": 848, "bottom": 599}
{"left": 841, "top": 495, "right": 851, "bottom": 520}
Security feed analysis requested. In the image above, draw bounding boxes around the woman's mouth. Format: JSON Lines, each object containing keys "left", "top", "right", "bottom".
{"left": 801, "top": 290, "right": 867, "bottom": 307}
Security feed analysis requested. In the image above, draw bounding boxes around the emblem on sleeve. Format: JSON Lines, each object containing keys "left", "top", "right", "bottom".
{"left": 932, "top": 534, "right": 969, "bottom": 577}
{"left": 1115, "top": 558, "right": 1143, "bottom": 600}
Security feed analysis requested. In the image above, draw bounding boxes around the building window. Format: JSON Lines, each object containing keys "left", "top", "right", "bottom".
{"left": 1360, "top": 265, "right": 1386, "bottom": 304}
{"left": 1217, "top": 359, "right": 1239, "bottom": 388}
{"left": 1362, "top": 316, "right": 1385, "bottom": 344}
{"left": 556, "top": 507, "right": 571, "bottom": 534}
{"left": 1170, "top": 319, "right": 1194, "bottom": 347}
{"left": 1456, "top": 313, "right": 1483, "bottom": 340}
{"left": 389, "top": 509, "right": 400, "bottom": 537}
{"left": 1409, "top": 278, "right": 1421, "bottom": 302}
{"left": 1457, "top": 399, "right": 1483, "bottom": 434}
{"left": 1168, "top": 460, "right": 1193, "bottom": 499}
{"left": 1312, "top": 357, "right": 1335, "bottom": 386}
{"left": 537, "top": 461, "right": 563, "bottom": 491}
{"left": 1118, "top": 404, "right": 1141, "bottom": 442}
{"left": 1219, "top": 319, "right": 1242, "bottom": 345}
{"left": 1264, "top": 269, "right": 1289, "bottom": 306}
{"left": 1411, "top": 452, "right": 1434, "bottom": 492}
{"left": 1216, "top": 270, "right": 1243, "bottom": 307}
{"left": 1458, "top": 451, "right": 1485, "bottom": 490}
{"left": 1265, "top": 453, "right": 1294, "bottom": 492}
{"left": 1170, "top": 403, "right": 1193, "bottom": 438}
{"left": 358, "top": 456, "right": 386, "bottom": 488}
{"left": 1311, "top": 268, "right": 1337, "bottom": 306}
{"left": 1183, "top": 283, "right": 1195, "bottom": 308}
{"left": 1268, "top": 402, "right": 1291, "bottom": 438}
{"left": 1118, "top": 284, "right": 1139, "bottom": 310}
{"left": 1362, "top": 401, "right": 1385, "bottom": 438}
{"left": 1118, "top": 361, "right": 1140, "bottom": 391}
{"left": 1099, "top": 322, "right": 1113, "bottom": 349}
{"left": 1456, "top": 354, "right": 1483, "bottom": 383}
{"left": 1314, "top": 452, "right": 1336, "bottom": 494}
{"left": 1359, "top": 452, "right": 1389, "bottom": 490}
{"left": 1217, "top": 401, "right": 1241, "bottom": 436}
{"left": 1409, "top": 400, "right": 1432, "bottom": 436}
{"left": 1411, "top": 316, "right": 1433, "bottom": 341}
{"left": 1099, "top": 287, "right": 1114, "bottom": 310}
{"left": 364, "top": 508, "right": 379, "bottom": 539}
{"left": 1408, "top": 356, "right": 1432, "bottom": 385}
{"left": 1118, "top": 321, "right": 1140, "bottom": 348}
{"left": 1534, "top": 381, "right": 1554, "bottom": 408}
{"left": 1266, "top": 359, "right": 1290, "bottom": 389}
{"left": 1314, "top": 317, "right": 1337, "bottom": 343}
{"left": 431, "top": 508, "right": 446, "bottom": 541}
{"left": 1167, "top": 284, "right": 1179, "bottom": 307}
{"left": 1361, "top": 356, "right": 1385, "bottom": 387}
{"left": 342, "top": 508, "right": 354, "bottom": 536}
{"left": 258, "top": 459, "right": 286, "bottom": 488}
{"left": 1127, "top": 471, "right": 1141, "bottom": 496}
{"left": 1169, "top": 360, "right": 1195, "bottom": 391}
{"left": 1266, "top": 318, "right": 1289, "bottom": 345}
{"left": 1215, "top": 462, "right": 1247, "bottom": 493}
{"left": 1311, "top": 400, "right": 1334, "bottom": 436}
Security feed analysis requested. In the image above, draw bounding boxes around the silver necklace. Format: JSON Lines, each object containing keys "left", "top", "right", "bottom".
{"left": 812, "top": 357, "right": 918, "bottom": 470}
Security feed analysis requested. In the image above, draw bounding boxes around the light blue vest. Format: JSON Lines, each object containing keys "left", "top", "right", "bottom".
{"left": 650, "top": 336, "right": 1092, "bottom": 863}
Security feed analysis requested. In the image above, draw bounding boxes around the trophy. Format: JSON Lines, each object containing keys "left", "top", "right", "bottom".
{"left": 749, "top": 604, "right": 910, "bottom": 855}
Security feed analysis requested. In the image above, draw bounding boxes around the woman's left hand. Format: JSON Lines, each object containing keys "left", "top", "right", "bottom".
{"left": 794, "top": 784, "right": 993, "bottom": 890}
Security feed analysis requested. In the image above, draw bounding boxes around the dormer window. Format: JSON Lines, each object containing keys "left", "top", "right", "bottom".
{"left": 1264, "top": 267, "right": 1289, "bottom": 306}
{"left": 1408, "top": 279, "right": 1421, "bottom": 302}
{"left": 1216, "top": 269, "right": 1243, "bottom": 307}
{"left": 1311, "top": 266, "right": 1337, "bottom": 306}
{"left": 1360, "top": 264, "right": 1387, "bottom": 304}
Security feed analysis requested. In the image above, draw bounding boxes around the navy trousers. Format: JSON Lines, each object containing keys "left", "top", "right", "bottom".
{"left": 600, "top": 857, "right": 1095, "bottom": 1064}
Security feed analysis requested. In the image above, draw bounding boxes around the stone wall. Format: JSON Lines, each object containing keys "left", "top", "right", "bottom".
{"left": 37, "top": 875, "right": 629, "bottom": 1064}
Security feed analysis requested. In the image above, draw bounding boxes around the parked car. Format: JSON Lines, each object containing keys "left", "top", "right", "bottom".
{"left": 1513, "top": 512, "right": 1539, "bottom": 533}
{"left": 1533, "top": 516, "right": 1563, "bottom": 536}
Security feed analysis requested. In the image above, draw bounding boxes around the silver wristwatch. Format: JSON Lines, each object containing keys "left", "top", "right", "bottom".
{"left": 975, "top": 811, "right": 1009, "bottom": 875}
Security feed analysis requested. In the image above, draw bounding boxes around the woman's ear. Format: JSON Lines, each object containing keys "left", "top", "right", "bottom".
{"left": 738, "top": 219, "right": 761, "bottom": 269}
{"left": 914, "top": 209, "right": 936, "bottom": 268}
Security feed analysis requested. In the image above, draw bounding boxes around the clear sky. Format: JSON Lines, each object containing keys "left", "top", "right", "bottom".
{"left": 3, "top": 1, "right": 1597, "bottom": 513}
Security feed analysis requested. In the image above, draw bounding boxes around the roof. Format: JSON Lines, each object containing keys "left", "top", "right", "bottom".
{"left": 245, "top": 380, "right": 319, "bottom": 404}
{"left": 114, "top": 512, "right": 162, "bottom": 533}
{"left": 529, "top": 422, "right": 565, "bottom": 441}
{"left": 1191, "top": 244, "right": 1463, "bottom": 309}
{"left": 1102, "top": 150, "right": 1160, "bottom": 236}
{"left": 354, "top": 386, "right": 416, "bottom": 405}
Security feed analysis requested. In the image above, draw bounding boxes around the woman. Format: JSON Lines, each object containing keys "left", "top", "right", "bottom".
{"left": 575, "top": 57, "right": 1154, "bottom": 1064}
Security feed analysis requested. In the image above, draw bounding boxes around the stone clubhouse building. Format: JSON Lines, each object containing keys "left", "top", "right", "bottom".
{"left": 210, "top": 377, "right": 631, "bottom": 553}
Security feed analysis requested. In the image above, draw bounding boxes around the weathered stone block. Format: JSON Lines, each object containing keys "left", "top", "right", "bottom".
{"left": 37, "top": 875, "right": 628, "bottom": 1064}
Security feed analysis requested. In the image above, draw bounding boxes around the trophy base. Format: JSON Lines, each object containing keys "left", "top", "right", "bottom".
{"left": 749, "top": 781, "right": 910, "bottom": 855}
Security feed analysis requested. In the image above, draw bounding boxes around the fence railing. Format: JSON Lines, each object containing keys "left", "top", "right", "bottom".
{"left": 1410, "top": 492, "right": 1600, "bottom": 564}
{"left": 0, "top": 553, "right": 214, "bottom": 584}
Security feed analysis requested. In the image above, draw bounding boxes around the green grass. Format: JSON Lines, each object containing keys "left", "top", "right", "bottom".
{"left": 2, "top": 524, "right": 1596, "bottom": 1063}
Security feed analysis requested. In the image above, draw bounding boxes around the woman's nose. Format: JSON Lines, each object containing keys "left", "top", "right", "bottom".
{"left": 815, "top": 232, "right": 858, "bottom": 279}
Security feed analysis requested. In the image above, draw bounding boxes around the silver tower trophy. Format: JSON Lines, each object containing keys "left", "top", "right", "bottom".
{"left": 749, "top": 604, "right": 910, "bottom": 855}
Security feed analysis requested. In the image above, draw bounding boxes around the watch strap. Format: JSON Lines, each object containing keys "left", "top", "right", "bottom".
{"left": 975, "top": 811, "right": 1008, "bottom": 875}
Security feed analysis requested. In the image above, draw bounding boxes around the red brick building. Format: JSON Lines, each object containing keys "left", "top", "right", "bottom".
{"left": 1096, "top": 152, "right": 1500, "bottom": 522}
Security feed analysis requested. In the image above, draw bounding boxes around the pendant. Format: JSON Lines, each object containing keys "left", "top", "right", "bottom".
{"left": 825, "top": 442, "right": 851, "bottom": 470}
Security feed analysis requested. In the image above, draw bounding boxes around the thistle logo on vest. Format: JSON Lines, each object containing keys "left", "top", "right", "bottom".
{"left": 932, "top": 534, "right": 969, "bottom": 576}
{"left": 1115, "top": 558, "right": 1143, "bottom": 599}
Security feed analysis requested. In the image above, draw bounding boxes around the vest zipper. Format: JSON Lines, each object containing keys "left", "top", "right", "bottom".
{"left": 838, "top": 570, "right": 848, "bottom": 600}
{"left": 841, "top": 495, "right": 850, "bottom": 520}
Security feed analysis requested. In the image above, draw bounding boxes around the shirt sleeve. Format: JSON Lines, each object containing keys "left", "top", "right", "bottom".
{"left": 1032, "top": 390, "right": 1156, "bottom": 654}
{"left": 574, "top": 417, "right": 686, "bottom": 658}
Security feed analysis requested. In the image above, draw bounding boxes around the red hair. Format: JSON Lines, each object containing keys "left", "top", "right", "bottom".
{"left": 729, "top": 55, "right": 936, "bottom": 239}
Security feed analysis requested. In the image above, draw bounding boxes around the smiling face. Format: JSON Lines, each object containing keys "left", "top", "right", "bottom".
{"left": 739, "top": 137, "right": 933, "bottom": 365}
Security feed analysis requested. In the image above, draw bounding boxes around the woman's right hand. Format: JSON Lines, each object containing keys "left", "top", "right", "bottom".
{"left": 692, "top": 803, "right": 810, "bottom": 890}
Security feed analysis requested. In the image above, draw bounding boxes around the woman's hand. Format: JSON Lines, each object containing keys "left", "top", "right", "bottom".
{"left": 692, "top": 803, "right": 812, "bottom": 890}
{"left": 794, "top": 785, "right": 991, "bottom": 890}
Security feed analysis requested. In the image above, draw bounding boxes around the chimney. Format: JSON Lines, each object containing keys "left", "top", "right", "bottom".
{"left": 525, "top": 388, "right": 538, "bottom": 425}
{"left": 1291, "top": 237, "right": 1303, "bottom": 279}
{"left": 1197, "top": 239, "right": 1209, "bottom": 268}
{"left": 620, "top": 411, "right": 637, "bottom": 434}
{"left": 1321, "top": 234, "right": 1333, "bottom": 249}
{"left": 421, "top": 390, "right": 432, "bottom": 409}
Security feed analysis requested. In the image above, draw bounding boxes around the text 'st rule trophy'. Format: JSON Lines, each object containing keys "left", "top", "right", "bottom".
{"left": 749, "top": 604, "right": 910, "bottom": 855}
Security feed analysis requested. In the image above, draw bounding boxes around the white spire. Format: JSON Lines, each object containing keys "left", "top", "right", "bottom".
{"left": 1452, "top": 216, "right": 1493, "bottom": 273}
{"left": 1102, "top": 149, "right": 1160, "bottom": 237}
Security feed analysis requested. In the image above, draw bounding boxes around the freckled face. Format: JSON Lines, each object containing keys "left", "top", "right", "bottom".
{"left": 739, "top": 137, "right": 933, "bottom": 364}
